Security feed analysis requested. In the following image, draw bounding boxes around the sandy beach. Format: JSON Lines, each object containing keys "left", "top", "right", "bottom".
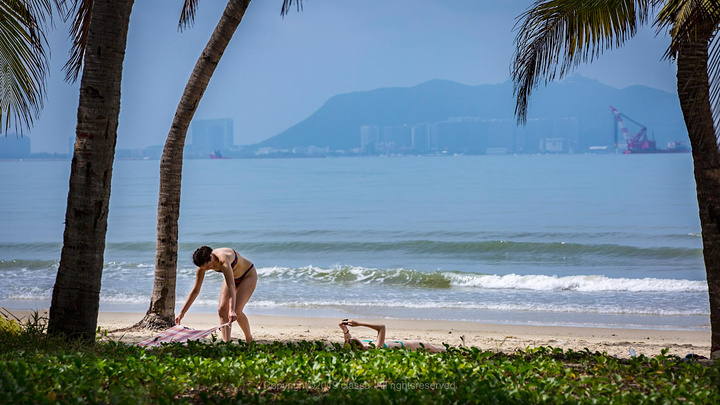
{"left": 7, "top": 310, "right": 709, "bottom": 358}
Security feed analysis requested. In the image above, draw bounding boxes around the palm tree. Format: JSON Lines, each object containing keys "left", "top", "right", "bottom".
{"left": 0, "top": 0, "right": 51, "bottom": 134}
{"left": 512, "top": 0, "right": 720, "bottom": 360}
{"left": 0, "top": 0, "right": 135, "bottom": 341}
{"left": 137, "top": 0, "right": 306, "bottom": 329}
{"left": 135, "top": 0, "right": 254, "bottom": 329}
{"left": 47, "top": 0, "right": 135, "bottom": 341}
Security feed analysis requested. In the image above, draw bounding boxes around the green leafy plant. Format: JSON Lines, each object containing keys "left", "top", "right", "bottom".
{"left": 0, "top": 326, "right": 718, "bottom": 404}
{"left": 0, "top": 309, "right": 23, "bottom": 335}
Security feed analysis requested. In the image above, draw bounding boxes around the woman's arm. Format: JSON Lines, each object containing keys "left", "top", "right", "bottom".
{"left": 339, "top": 322, "right": 353, "bottom": 343}
{"left": 347, "top": 320, "right": 386, "bottom": 348}
{"left": 175, "top": 268, "right": 206, "bottom": 324}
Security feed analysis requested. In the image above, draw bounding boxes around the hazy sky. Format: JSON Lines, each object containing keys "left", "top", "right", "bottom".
{"left": 27, "top": 0, "right": 678, "bottom": 153}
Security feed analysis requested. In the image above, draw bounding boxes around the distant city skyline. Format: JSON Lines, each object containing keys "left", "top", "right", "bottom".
{"left": 3, "top": 74, "right": 686, "bottom": 159}
{"left": 22, "top": 1, "right": 678, "bottom": 153}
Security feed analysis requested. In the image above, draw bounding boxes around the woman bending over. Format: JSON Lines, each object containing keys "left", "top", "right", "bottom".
{"left": 175, "top": 246, "right": 257, "bottom": 343}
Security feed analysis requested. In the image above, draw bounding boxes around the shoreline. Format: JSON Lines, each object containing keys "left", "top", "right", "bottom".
{"left": 5, "top": 309, "right": 711, "bottom": 358}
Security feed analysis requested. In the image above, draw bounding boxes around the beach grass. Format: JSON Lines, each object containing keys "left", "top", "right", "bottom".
{"left": 1, "top": 314, "right": 719, "bottom": 404}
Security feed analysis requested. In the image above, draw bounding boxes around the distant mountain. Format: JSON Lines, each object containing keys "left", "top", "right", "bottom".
{"left": 253, "top": 77, "right": 686, "bottom": 151}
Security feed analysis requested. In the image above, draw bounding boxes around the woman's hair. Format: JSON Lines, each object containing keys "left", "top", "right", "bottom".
{"left": 346, "top": 338, "right": 365, "bottom": 350}
{"left": 192, "top": 246, "right": 213, "bottom": 267}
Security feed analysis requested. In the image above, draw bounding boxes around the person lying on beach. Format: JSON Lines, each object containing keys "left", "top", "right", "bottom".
{"left": 340, "top": 319, "right": 446, "bottom": 353}
{"left": 175, "top": 246, "right": 257, "bottom": 343}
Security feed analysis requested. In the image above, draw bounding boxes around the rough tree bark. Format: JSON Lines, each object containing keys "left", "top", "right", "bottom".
{"left": 675, "top": 22, "right": 720, "bottom": 360}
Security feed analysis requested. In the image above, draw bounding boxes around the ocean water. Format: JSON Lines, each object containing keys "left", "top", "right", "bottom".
{"left": 0, "top": 154, "right": 709, "bottom": 330}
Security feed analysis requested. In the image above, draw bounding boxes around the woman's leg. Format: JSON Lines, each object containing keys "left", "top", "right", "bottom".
{"left": 402, "top": 340, "right": 446, "bottom": 353}
{"left": 218, "top": 282, "right": 233, "bottom": 342}
{"left": 234, "top": 268, "right": 258, "bottom": 342}
{"left": 423, "top": 342, "right": 446, "bottom": 353}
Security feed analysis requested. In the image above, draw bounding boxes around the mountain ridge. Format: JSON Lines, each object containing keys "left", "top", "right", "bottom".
{"left": 252, "top": 77, "right": 685, "bottom": 152}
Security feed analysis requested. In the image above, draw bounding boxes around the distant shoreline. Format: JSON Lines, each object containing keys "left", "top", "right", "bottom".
{"left": 0, "top": 151, "right": 693, "bottom": 162}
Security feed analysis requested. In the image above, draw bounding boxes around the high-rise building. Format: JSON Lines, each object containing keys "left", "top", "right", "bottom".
{"left": 433, "top": 118, "right": 488, "bottom": 154}
{"left": 381, "top": 125, "right": 411, "bottom": 152}
{"left": 411, "top": 123, "right": 434, "bottom": 152}
{"left": 360, "top": 125, "right": 380, "bottom": 153}
{"left": 486, "top": 119, "right": 514, "bottom": 154}
{"left": 359, "top": 116, "right": 585, "bottom": 155}
{"left": 190, "top": 119, "right": 234, "bottom": 156}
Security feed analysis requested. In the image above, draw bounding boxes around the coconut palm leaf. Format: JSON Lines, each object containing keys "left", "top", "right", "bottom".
{"left": 62, "top": 0, "right": 218, "bottom": 82}
{"left": 657, "top": 0, "right": 719, "bottom": 51}
{"left": 658, "top": 0, "right": 720, "bottom": 147}
{"left": 55, "top": 0, "right": 91, "bottom": 83}
{"left": 709, "top": 35, "right": 720, "bottom": 146}
{"left": 0, "top": 0, "right": 51, "bottom": 133}
{"left": 178, "top": 0, "right": 199, "bottom": 31}
{"left": 180, "top": 1, "right": 303, "bottom": 30}
{"left": 62, "top": 0, "right": 209, "bottom": 82}
{"left": 512, "top": 0, "right": 654, "bottom": 124}
{"left": 281, "top": 0, "right": 302, "bottom": 16}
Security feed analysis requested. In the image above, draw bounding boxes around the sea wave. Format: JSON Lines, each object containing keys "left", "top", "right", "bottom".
{"left": 181, "top": 229, "right": 706, "bottom": 244}
{"left": 2, "top": 292, "right": 705, "bottom": 316}
{"left": 259, "top": 265, "right": 454, "bottom": 288}
{"left": 240, "top": 240, "right": 700, "bottom": 261}
{"left": 0, "top": 239, "right": 702, "bottom": 262}
{"left": 446, "top": 273, "right": 707, "bottom": 292}
{"left": 257, "top": 266, "right": 708, "bottom": 292}
{"left": 0, "top": 259, "right": 58, "bottom": 271}
{"left": 247, "top": 299, "right": 708, "bottom": 317}
{"left": 0, "top": 259, "right": 706, "bottom": 293}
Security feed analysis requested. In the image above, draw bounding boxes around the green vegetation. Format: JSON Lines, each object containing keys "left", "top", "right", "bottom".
{"left": 1, "top": 313, "right": 718, "bottom": 404}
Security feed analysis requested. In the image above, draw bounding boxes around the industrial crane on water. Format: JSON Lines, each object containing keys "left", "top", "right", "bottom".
{"left": 609, "top": 106, "right": 690, "bottom": 154}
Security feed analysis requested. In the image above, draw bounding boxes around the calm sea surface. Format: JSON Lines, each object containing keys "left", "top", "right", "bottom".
{"left": 0, "top": 154, "right": 709, "bottom": 330}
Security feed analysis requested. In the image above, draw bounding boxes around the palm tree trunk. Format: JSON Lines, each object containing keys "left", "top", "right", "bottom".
{"left": 676, "top": 23, "right": 720, "bottom": 360}
{"left": 136, "top": 0, "right": 252, "bottom": 330}
{"left": 48, "top": 0, "right": 135, "bottom": 341}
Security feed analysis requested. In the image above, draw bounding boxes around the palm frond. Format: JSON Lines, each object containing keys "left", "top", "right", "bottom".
{"left": 708, "top": 33, "right": 720, "bottom": 148}
{"left": 0, "top": 0, "right": 52, "bottom": 133}
{"left": 178, "top": 0, "right": 199, "bottom": 32}
{"left": 512, "top": 0, "right": 654, "bottom": 124}
{"left": 56, "top": 0, "right": 92, "bottom": 83}
{"left": 657, "top": 0, "right": 719, "bottom": 57}
{"left": 281, "top": 0, "right": 302, "bottom": 17}
{"left": 20, "top": 0, "right": 52, "bottom": 28}
{"left": 658, "top": 0, "right": 720, "bottom": 148}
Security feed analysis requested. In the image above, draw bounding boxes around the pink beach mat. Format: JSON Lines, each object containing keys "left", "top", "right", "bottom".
{"left": 137, "top": 323, "right": 230, "bottom": 347}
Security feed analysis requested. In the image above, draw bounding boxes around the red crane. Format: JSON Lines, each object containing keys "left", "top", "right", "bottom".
{"left": 609, "top": 106, "right": 656, "bottom": 153}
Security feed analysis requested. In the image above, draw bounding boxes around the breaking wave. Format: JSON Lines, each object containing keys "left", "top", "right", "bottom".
{"left": 257, "top": 266, "right": 707, "bottom": 292}
{"left": 0, "top": 239, "right": 702, "bottom": 262}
